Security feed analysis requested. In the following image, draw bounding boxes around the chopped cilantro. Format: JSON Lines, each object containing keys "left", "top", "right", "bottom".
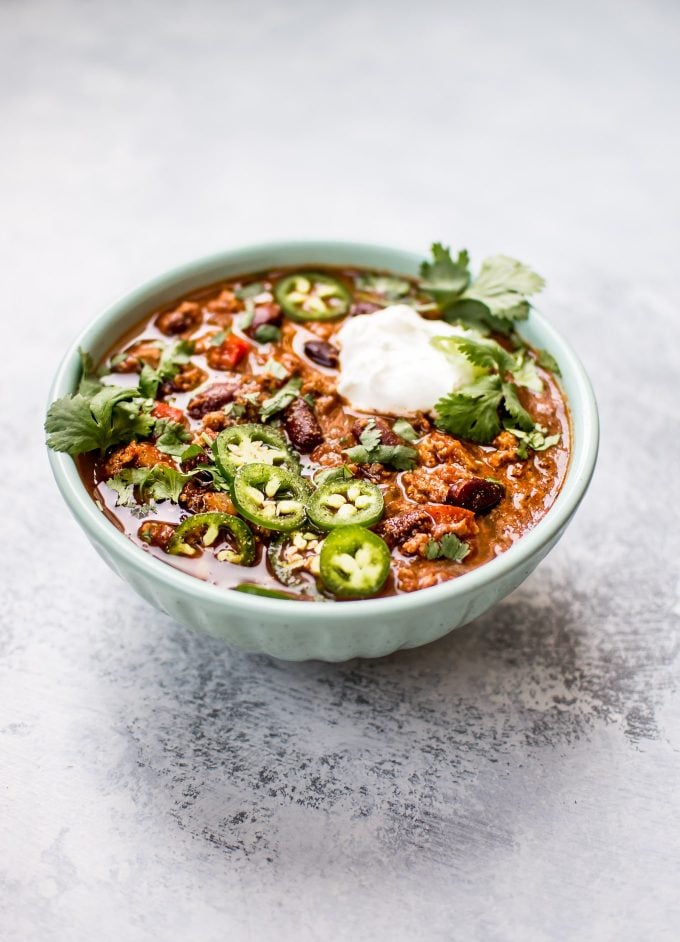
{"left": 253, "top": 324, "right": 281, "bottom": 344}
{"left": 106, "top": 465, "right": 194, "bottom": 507}
{"left": 238, "top": 309, "right": 256, "bottom": 330}
{"left": 391, "top": 418, "right": 419, "bottom": 443}
{"left": 536, "top": 348, "right": 561, "bottom": 375}
{"left": 260, "top": 377, "right": 302, "bottom": 421}
{"left": 425, "top": 534, "right": 470, "bottom": 562}
{"left": 505, "top": 425, "right": 561, "bottom": 459}
{"left": 209, "top": 329, "right": 229, "bottom": 347}
{"left": 45, "top": 383, "right": 155, "bottom": 456}
{"left": 357, "top": 273, "right": 412, "bottom": 300}
{"left": 265, "top": 358, "right": 288, "bottom": 380}
{"left": 344, "top": 420, "right": 418, "bottom": 471}
{"left": 154, "top": 419, "right": 193, "bottom": 457}
{"left": 314, "top": 465, "right": 355, "bottom": 486}
{"left": 235, "top": 282, "right": 264, "bottom": 300}
{"left": 138, "top": 340, "right": 195, "bottom": 399}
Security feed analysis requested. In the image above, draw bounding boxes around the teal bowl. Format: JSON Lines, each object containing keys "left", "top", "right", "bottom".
{"left": 47, "top": 241, "right": 599, "bottom": 661}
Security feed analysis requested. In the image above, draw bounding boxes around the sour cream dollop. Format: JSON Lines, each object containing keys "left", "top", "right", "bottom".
{"left": 336, "top": 304, "right": 478, "bottom": 414}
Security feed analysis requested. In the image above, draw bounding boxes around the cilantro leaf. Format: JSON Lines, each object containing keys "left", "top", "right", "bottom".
{"left": 501, "top": 382, "right": 535, "bottom": 433}
{"left": 265, "top": 358, "right": 288, "bottom": 380}
{"left": 359, "top": 421, "right": 382, "bottom": 452}
{"left": 253, "top": 324, "right": 281, "bottom": 344}
{"left": 391, "top": 418, "right": 419, "bottom": 443}
{"left": 357, "top": 273, "right": 412, "bottom": 300}
{"left": 260, "top": 377, "right": 302, "bottom": 421}
{"left": 138, "top": 340, "right": 195, "bottom": 399}
{"left": 434, "top": 375, "right": 504, "bottom": 443}
{"left": 235, "top": 282, "right": 264, "bottom": 300}
{"left": 78, "top": 349, "right": 105, "bottom": 397}
{"left": 314, "top": 465, "right": 355, "bottom": 486}
{"left": 505, "top": 425, "right": 561, "bottom": 459}
{"left": 425, "top": 534, "right": 470, "bottom": 562}
{"left": 106, "top": 465, "right": 194, "bottom": 507}
{"left": 461, "top": 255, "right": 544, "bottom": 330}
{"left": 536, "top": 348, "right": 561, "bottom": 375}
{"left": 344, "top": 420, "right": 418, "bottom": 470}
{"left": 419, "top": 243, "right": 470, "bottom": 304}
{"left": 154, "top": 419, "right": 192, "bottom": 457}
{"left": 45, "top": 394, "right": 108, "bottom": 455}
{"left": 45, "top": 382, "right": 155, "bottom": 456}
{"left": 510, "top": 353, "right": 543, "bottom": 393}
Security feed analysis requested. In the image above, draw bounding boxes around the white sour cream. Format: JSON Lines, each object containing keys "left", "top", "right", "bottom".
{"left": 336, "top": 304, "right": 478, "bottom": 414}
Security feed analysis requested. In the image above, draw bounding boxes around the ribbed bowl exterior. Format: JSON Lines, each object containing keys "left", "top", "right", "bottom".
{"left": 47, "top": 242, "right": 598, "bottom": 661}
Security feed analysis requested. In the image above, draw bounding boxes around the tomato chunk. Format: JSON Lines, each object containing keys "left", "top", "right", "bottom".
{"left": 152, "top": 402, "right": 187, "bottom": 426}
{"left": 207, "top": 334, "right": 252, "bottom": 370}
{"left": 423, "top": 504, "right": 477, "bottom": 539}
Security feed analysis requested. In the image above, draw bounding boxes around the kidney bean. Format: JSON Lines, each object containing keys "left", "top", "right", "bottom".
{"left": 155, "top": 301, "right": 202, "bottom": 336}
{"left": 303, "top": 340, "right": 340, "bottom": 369}
{"left": 283, "top": 398, "right": 323, "bottom": 453}
{"left": 447, "top": 477, "right": 505, "bottom": 514}
{"left": 187, "top": 379, "right": 241, "bottom": 418}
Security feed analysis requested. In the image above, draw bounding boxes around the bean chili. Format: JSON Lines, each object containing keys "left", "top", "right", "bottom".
{"left": 51, "top": 259, "right": 570, "bottom": 601}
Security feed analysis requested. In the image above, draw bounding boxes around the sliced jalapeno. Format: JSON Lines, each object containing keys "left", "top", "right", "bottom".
{"left": 268, "top": 529, "right": 323, "bottom": 588}
{"left": 167, "top": 512, "right": 255, "bottom": 565}
{"left": 274, "top": 272, "right": 351, "bottom": 322}
{"left": 234, "top": 584, "right": 296, "bottom": 600}
{"left": 319, "top": 525, "right": 391, "bottom": 598}
{"left": 308, "top": 479, "right": 384, "bottom": 530}
{"left": 232, "top": 463, "right": 308, "bottom": 531}
{"left": 213, "top": 423, "right": 298, "bottom": 481}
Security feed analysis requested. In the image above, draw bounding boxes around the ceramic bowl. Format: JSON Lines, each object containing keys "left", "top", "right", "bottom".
{"left": 47, "top": 241, "right": 598, "bottom": 661}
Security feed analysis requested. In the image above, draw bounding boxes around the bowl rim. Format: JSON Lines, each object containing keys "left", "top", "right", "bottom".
{"left": 47, "top": 239, "right": 599, "bottom": 618}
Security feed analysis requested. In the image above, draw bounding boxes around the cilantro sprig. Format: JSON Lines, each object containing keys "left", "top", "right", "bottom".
{"left": 433, "top": 334, "right": 554, "bottom": 447}
{"left": 419, "top": 243, "right": 545, "bottom": 336}
{"left": 260, "top": 377, "right": 302, "bottom": 421}
{"left": 45, "top": 355, "right": 156, "bottom": 456}
{"left": 425, "top": 533, "right": 471, "bottom": 563}
{"left": 138, "top": 340, "right": 195, "bottom": 399}
{"left": 344, "top": 420, "right": 418, "bottom": 471}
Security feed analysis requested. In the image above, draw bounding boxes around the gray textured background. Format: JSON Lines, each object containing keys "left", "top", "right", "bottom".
{"left": 2, "top": 1, "right": 679, "bottom": 939}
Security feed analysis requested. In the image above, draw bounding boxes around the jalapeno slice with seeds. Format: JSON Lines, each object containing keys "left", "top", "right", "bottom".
{"left": 268, "top": 529, "right": 324, "bottom": 588}
{"left": 232, "top": 463, "right": 308, "bottom": 531}
{"left": 274, "top": 272, "right": 351, "bottom": 322}
{"left": 319, "top": 525, "right": 390, "bottom": 598}
{"left": 167, "top": 512, "right": 255, "bottom": 565}
{"left": 213, "top": 423, "right": 298, "bottom": 481}
{"left": 308, "top": 479, "right": 384, "bottom": 530}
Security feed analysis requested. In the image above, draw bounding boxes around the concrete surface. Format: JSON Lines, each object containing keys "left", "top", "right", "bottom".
{"left": 1, "top": 0, "right": 679, "bottom": 939}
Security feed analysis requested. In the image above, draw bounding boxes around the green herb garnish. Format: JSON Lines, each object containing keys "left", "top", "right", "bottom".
{"left": 253, "top": 324, "right": 281, "bottom": 344}
{"left": 391, "top": 418, "right": 419, "bottom": 443}
{"left": 45, "top": 380, "right": 155, "bottom": 457}
{"left": 260, "top": 377, "right": 302, "bottom": 421}
{"left": 344, "top": 420, "right": 418, "bottom": 471}
{"left": 425, "top": 533, "right": 471, "bottom": 562}
{"left": 419, "top": 244, "right": 545, "bottom": 336}
{"left": 154, "top": 419, "right": 193, "bottom": 457}
{"left": 138, "top": 340, "right": 195, "bottom": 399}
{"left": 505, "top": 425, "right": 561, "bottom": 459}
